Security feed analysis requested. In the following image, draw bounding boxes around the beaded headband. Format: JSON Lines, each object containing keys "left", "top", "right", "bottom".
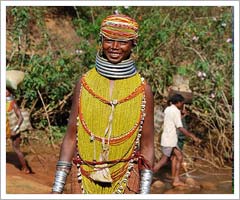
{"left": 100, "top": 14, "right": 139, "bottom": 41}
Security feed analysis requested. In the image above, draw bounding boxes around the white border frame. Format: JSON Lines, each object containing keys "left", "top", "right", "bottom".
{"left": 1, "top": 1, "right": 239, "bottom": 200}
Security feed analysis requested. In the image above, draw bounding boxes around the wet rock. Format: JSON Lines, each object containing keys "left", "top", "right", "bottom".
{"left": 185, "top": 177, "right": 201, "bottom": 188}
{"left": 200, "top": 181, "right": 217, "bottom": 190}
{"left": 151, "top": 180, "right": 166, "bottom": 194}
{"left": 152, "top": 180, "right": 165, "bottom": 188}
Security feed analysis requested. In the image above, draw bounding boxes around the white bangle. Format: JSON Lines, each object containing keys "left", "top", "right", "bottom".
{"left": 13, "top": 125, "right": 20, "bottom": 132}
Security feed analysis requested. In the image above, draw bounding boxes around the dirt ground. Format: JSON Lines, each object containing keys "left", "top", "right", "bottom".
{"left": 6, "top": 134, "right": 59, "bottom": 194}
{"left": 5, "top": 131, "right": 233, "bottom": 195}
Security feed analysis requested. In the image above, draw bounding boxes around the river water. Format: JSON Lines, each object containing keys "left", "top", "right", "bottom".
{"left": 151, "top": 163, "right": 232, "bottom": 194}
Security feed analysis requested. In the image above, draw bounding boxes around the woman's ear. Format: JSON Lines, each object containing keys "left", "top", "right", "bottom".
{"left": 133, "top": 39, "right": 137, "bottom": 46}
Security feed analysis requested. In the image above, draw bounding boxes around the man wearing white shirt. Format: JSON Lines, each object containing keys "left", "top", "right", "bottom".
{"left": 153, "top": 94, "right": 201, "bottom": 186}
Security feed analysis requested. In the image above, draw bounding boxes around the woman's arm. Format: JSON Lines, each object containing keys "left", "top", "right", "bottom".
{"left": 139, "top": 82, "right": 154, "bottom": 194}
{"left": 58, "top": 79, "right": 81, "bottom": 162}
{"left": 52, "top": 79, "right": 81, "bottom": 194}
{"left": 140, "top": 82, "right": 154, "bottom": 168}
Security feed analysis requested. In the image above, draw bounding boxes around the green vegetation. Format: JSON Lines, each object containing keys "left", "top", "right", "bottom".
{"left": 6, "top": 6, "right": 233, "bottom": 167}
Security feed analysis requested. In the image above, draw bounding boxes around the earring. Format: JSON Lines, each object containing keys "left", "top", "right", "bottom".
{"left": 130, "top": 49, "right": 137, "bottom": 60}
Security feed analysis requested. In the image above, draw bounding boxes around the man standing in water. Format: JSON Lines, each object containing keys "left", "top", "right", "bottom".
{"left": 52, "top": 14, "right": 154, "bottom": 194}
{"left": 153, "top": 94, "right": 201, "bottom": 186}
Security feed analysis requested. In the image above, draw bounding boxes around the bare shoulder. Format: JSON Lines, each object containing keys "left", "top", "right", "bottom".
{"left": 144, "top": 81, "right": 153, "bottom": 100}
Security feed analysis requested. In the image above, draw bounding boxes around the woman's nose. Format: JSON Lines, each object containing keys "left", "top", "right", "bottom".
{"left": 112, "top": 41, "right": 120, "bottom": 49}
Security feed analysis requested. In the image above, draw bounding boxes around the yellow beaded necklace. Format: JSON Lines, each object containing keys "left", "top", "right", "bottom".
{"left": 76, "top": 68, "right": 145, "bottom": 194}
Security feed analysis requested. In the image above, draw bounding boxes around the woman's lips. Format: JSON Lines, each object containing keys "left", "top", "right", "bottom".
{"left": 109, "top": 52, "right": 121, "bottom": 58}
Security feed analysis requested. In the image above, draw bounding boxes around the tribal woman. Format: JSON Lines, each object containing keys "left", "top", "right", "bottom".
{"left": 6, "top": 88, "right": 30, "bottom": 174}
{"left": 52, "top": 14, "right": 154, "bottom": 194}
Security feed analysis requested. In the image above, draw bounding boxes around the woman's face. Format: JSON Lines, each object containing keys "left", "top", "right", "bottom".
{"left": 102, "top": 37, "right": 133, "bottom": 64}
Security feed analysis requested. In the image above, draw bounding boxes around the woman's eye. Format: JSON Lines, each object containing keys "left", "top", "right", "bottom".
{"left": 105, "top": 39, "right": 114, "bottom": 43}
{"left": 120, "top": 41, "right": 127, "bottom": 45}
